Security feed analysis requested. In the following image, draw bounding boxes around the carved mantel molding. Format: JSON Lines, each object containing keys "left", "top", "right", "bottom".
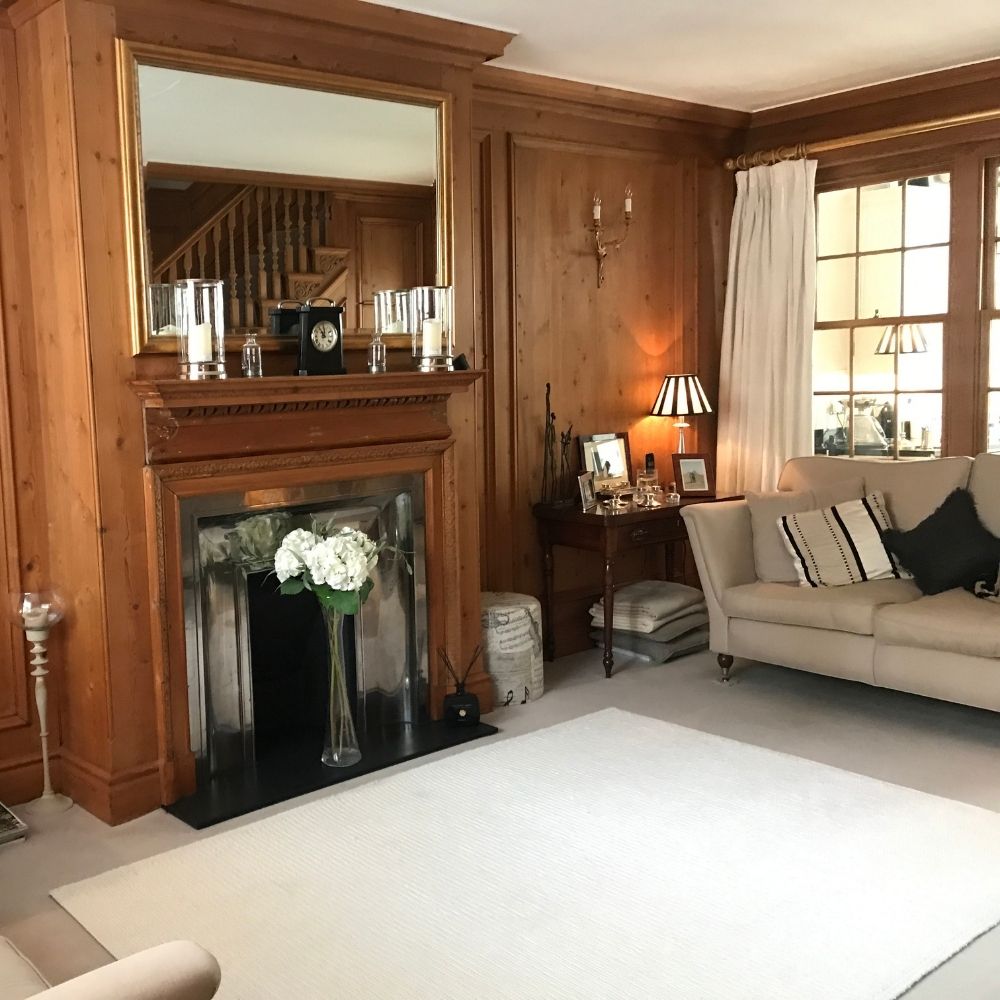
{"left": 130, "top": 371, "right": 482, "bottom": 463}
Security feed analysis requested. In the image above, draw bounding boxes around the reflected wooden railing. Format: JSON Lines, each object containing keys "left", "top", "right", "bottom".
{"left": 151, "top": 184, "right": 350, "bottom": 331}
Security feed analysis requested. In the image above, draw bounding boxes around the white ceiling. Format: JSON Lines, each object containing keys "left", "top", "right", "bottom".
{"left": 138, "top": 66, "right": 438, "bottom": 184}
{"left": 364, "top": 0, "right": 1000, "bottom": 112}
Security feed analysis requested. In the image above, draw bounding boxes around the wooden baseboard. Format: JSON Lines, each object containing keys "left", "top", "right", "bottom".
{"left": 0, "top": 749, "right": 60, "bottom": 807}
{"left": 61, "top": 751, "right": 163, "bottom": 826}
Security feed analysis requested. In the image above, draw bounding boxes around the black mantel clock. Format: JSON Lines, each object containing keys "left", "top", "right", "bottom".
{"left": 297, "top": 298, "right": 347, "bottom": 376}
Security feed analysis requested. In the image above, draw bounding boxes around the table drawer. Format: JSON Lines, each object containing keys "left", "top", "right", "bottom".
{"left": 610, "top": 517, "right": 686, "bottom": 551}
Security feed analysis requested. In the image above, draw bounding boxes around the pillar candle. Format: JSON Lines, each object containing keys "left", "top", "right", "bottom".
{"left": 188, "top": 322, "right": 214, "bottom": 364}
{"left": 421, "top": 318, "right": 443, "bottom": 356}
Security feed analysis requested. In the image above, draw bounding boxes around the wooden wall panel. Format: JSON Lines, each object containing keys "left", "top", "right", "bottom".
{"left": 0, "top": 24, "right": 51, "bottom": 807}
{"left": 472, "top": 80, "right": 736, "bottom": 654}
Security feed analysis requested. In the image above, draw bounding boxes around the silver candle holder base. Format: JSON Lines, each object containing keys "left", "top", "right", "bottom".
{"left": 417, "top": 356, "right": 454, "bottom": 373}
{"left": 180, "top": 361, "right": 228, "bottom": 381}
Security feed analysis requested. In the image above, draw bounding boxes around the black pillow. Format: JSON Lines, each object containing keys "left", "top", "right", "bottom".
{"left": 883, "top": 488, "right": 1000, "bottom": 595}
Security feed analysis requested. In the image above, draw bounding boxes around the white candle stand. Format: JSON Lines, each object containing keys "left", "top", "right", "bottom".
{"left": 23, "top": 622, "right": 72, "bottom": 814}
{"left": 10, "top": 591, "right": 72, "bottom": 816}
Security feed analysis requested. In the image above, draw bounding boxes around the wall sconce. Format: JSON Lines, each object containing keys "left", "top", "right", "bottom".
{"left": 590, "top": 187, "right": 633, "bottom": 287}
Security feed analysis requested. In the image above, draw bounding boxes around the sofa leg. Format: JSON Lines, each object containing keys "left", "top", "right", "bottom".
{"left": 717, "top": 653, "right": 734, "bottom": 683}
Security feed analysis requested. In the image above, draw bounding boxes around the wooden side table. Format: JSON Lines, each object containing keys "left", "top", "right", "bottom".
{"left": 533, "top": 497, "right": 730, "bottom": 677}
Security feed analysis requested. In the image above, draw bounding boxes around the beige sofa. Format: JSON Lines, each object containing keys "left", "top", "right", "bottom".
{"left": 0, "top": 938, "right": 220, "bottom": 1000}
{"left": 681, "top": 454, "right": 1000, "bottom": 710}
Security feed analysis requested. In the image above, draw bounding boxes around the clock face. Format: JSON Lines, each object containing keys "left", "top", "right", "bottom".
{"left": 310, "top": 320, "right": 339, "bottom": 352}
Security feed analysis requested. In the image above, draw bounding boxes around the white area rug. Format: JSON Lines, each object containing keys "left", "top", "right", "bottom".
{"left": 53, "top": 709, "right": 1000, "bottom": 1000}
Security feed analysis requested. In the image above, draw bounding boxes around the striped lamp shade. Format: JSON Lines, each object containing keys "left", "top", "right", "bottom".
{"left": 874, "top": 324, "right": 928, "bottom": 355}
{"left": 651, "top": 374, "right": 712, "bottom": 417}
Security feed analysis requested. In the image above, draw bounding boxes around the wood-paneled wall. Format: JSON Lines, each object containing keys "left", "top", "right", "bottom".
{"left": 471, "top": 73, "right": 739, "bottom": 653}
{"left": 0, "top": 0, "right": 740, "bottom": 816}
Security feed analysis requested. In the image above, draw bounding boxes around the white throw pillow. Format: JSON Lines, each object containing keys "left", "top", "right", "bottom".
{"left": 746, "top": 478, "right": 864, "bottom": 583}
{"left": 778, "top": 490, "right": 908, "bottom": 588}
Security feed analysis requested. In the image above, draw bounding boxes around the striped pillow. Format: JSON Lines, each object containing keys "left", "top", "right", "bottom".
{"left": 778, "top": 491, "right": 909, "bottom": 588}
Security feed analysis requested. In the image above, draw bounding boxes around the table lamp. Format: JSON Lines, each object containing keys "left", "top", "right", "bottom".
{"left": 651, "top": 373, "right": 712, "bottom": 454}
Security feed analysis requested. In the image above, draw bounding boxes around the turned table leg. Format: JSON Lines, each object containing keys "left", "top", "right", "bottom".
{"left": 541, "top": 538, "right": 556, "bottom": 662}
{"left": 603, "top": 556, "right": 615, "bottom": 678}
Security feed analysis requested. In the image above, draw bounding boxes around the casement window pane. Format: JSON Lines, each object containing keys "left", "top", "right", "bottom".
{"left": 897, "top": 323, "right": 943, "bottom": 391}
{"left": 904, "top": 175, "right": 950, "bottom": 247}
{"left": 897, "top": 393, "right": 942, "bottom": 456}
{"left": 852, "top": 395, "right": 894, "bottom": 456}
{"left": 816, "top": 257, "right": 856, "bottom": 321}
{"left": 817, "top": 188, "right": 857, "bottom": 257}
{"left": 995, "top": 169, "right": 1000, "bottom": 238}
{"left": 859, "top": 182, "right": 903, "bottom": 252}
{"left": 858, "top": 251, "right": 901, "bottom": 319}
{"left": 851, "top": 326, "right": 896, "bottom": 392}
{"left": 902, "top": 246, "right": 949, "bottom": 316}
{"left": 813, "top": 396, "right": 850, "bottom": 455}
{"left": 994, "top": 242, "right": 1000, "bottom": 309}
{"left": 813, "top": 329, "right": 850, "bottom": 392}
{"left": 989, "top": 392, "right": 1000, "bottom": 455}
{"left": 989, "top": 318, "right": 1000, "bottom": 390}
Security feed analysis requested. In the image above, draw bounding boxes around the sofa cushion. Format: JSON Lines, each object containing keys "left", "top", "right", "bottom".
{"left": 0, "top": 937, "right": 48, "bottom": 1000}
{"left": 875, "top": 589, "right": 1000, "bottom": 659}
{"left": 883, "top": 488, "right": 1000, "bottom": 595}
{"left": 779, "top": 491, "right": 906, "bottom": 587}
{"left": 746, "top": 478, "right": 864, "bottom": 583}
{"left": 778, "top": 455, "right": 973, "bottom": 530}
{"left": 722, "top": 578, "right": 921, "bottom": 635}
{"left": 969, "top": 452, "right": 1000, "bottom": 537}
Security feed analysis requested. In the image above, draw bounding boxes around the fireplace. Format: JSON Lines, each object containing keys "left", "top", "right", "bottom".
{"left": 181, "top": 473, "right": 428, "bottom": 782}
{"left": 132, "top": 372, "right": 495, "bottom": 823}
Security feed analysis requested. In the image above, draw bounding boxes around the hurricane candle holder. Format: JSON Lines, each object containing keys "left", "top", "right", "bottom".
{"left": 175, "top": 279, "right": 227, "bottom": 380}
{"left": 372, "top": 289, "right": 409, "bottom": 374}
{"left": 409, "top": 286, "right": 455, "bottom": 372}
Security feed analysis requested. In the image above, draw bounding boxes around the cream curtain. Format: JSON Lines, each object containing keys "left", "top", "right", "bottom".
{"left": 716, "top": 159, "right": 817, "bottom": 495}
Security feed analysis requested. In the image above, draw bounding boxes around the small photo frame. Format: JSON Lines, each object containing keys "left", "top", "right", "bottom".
{"left": 672, "top": 453, "right": 715, "bottom": 496}
{"left": 578, "top": 433, "right": 632, "bottom": 490}
{"left": 578, "top": 471, "right": 597, "bottom": 511}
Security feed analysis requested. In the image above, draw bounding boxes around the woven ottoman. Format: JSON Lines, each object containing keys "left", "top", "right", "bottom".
{"left": 481, "top": 592, "right": 545, "bottom": 705}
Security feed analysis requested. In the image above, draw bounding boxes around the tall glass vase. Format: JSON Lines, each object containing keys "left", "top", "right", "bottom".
{"left": 321, "top": 607, "right": 362, "bottom": 768}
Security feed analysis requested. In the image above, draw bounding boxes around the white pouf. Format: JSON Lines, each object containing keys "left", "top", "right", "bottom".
{"left": 481, "top": 592, "right": 545, "bottom": 705}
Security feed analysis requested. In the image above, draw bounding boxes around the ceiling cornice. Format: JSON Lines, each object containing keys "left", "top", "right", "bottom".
{"left": 473, "top": 64, "right": 749, "bottom": 134}
{"left": 199, "top": 0, "right": 515, "bottom": 66}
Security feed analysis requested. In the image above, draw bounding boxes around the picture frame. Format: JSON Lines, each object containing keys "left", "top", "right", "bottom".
{"left": 672, "top": 453, "right": 715, "bottom": 496}
{"left": 578, "top": 471, "right": 597, "bottom": 511}
{"left": 578, "top": 433, "right": 632, "bottom": 490}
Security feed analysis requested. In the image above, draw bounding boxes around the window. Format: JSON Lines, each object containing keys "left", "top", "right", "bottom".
{"left": 986, "top": 164, "right": 1000, "bottom": 453}
{"left": 813, "top": 175, "right": 950, "bottom": 458}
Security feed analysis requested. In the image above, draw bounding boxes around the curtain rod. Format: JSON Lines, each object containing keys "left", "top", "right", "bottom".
{"left": 725, "top": 107, "right": 1000, "bottom": 171}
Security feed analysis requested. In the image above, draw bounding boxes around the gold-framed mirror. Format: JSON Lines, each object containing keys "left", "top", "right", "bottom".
{"left": 116, "top": 41, "right": 453, "bottom": 356}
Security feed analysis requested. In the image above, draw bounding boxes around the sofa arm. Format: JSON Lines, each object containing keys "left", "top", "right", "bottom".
{"left": 35, "top": 942, "right": 220, "bottom": 1000}
{"left": 681, "top": 500, "right": 756, "bottom": 654}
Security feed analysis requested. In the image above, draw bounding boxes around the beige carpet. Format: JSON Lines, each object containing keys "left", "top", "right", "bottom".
{"left": 51, "top": 708, "right": 1000, "bottom": 1000}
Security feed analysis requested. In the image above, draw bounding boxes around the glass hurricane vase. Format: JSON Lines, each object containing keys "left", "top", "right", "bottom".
{"left": 321, "top": 607, "right": 363, "bottom": 768}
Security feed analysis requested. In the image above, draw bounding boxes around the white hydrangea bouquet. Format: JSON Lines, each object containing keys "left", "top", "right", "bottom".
{"left": 273, "top": 524, "right": 399, "bottom": 768}
{"left": 274, "top": 526, "right": 381, "bottom": 615}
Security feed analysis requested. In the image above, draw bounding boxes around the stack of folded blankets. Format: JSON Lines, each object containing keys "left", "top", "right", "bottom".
{"left": 589, "top": 580, "right": 709, "bottom": 663}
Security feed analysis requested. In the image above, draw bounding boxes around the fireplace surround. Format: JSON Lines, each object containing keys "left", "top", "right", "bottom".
{"left": 133, "top": 372, "right": 491, "bottom": 806}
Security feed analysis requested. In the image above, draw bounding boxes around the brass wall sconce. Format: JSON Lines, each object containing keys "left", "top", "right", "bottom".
{"left": 590, "top": 187, "right": 633, "bottom": 287}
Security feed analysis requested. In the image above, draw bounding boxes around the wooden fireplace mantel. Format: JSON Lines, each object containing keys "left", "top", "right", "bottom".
{"left": 130, "top": 371, "right": 483, "bottom": 463}
{"left": 136, "top": 368, "right": 490, "bottom": 804}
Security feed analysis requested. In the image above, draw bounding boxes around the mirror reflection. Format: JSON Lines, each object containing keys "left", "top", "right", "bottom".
{"left": 135, "top": 64, "right": 440, "bottom": 348}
